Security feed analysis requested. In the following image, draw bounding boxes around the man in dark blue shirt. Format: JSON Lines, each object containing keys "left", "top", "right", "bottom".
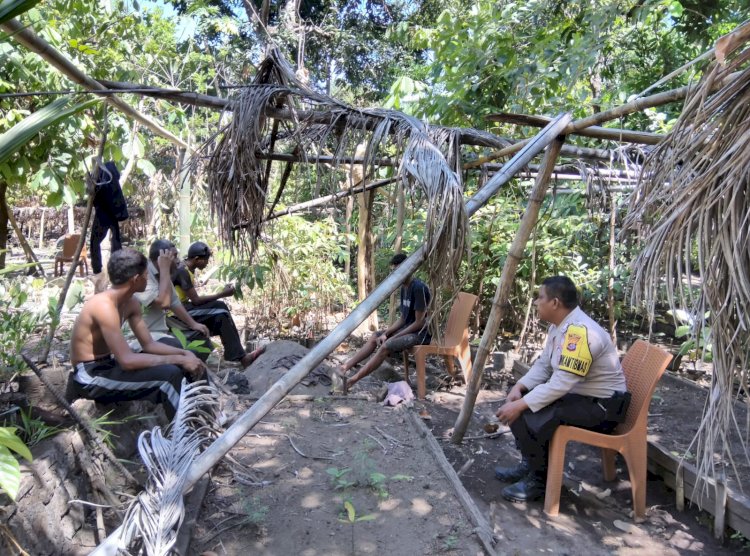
{"left": 338, "top": 253, "right": 431, "bottom": 393}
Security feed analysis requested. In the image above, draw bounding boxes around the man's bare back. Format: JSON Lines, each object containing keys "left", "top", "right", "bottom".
{"left": 70, "top": 290, "right": 139, "bottom": 364}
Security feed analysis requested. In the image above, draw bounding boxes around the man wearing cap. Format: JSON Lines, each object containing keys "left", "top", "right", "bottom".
{"left": 172, "top": 241, "right": 264, "bottom": 368}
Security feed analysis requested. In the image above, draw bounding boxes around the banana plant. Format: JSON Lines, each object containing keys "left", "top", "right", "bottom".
{"left": 0, "top": 96, "right": 101, "bottom": 167}
{"left": 0, "top": 0, "right": 40, "bottom": 25}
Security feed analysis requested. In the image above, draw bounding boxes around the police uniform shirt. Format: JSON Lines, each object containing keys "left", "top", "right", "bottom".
{"left": 127, "top": 260, "right": 183, "bottom": 344}
{"left": 518, "top": 306, "right": 626, "bottom": 413}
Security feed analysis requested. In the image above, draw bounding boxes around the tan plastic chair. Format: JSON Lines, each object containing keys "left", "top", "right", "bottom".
{"left": 402, "top": 292, "right": 478, "bottom": 399}
{"left": 54, "top": 233, "right": 89, "bottom": 277}
{"left": 543, "top": 339, "right": 672, "bottom": 518}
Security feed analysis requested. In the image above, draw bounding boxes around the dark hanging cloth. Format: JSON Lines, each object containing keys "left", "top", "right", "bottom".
{"left": 90, "top": 161, "right": 128, "bottom": 274}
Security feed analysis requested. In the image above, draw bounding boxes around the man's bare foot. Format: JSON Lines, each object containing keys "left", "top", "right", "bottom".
{"left": 331, "top": 367, "right": 348, "bottom": 394}
{"left": 240, "top": 345, "right": 266, "bottom": 368}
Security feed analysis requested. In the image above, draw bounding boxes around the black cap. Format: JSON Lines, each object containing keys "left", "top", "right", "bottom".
{"left": 187, "top": 241, "right": 212, "bottom": 258}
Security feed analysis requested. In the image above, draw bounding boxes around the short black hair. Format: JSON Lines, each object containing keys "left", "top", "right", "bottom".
{"left": 148, "top": 239, "right": 176, "bottom": 263}
{"left": 108, "top": 248, "right": 147, "bottom": 285}
{"left": 541, "top": 276, "right": 579, "bottom": 309}
{"left": 390, "top": 253, "right": 408, "bottom": 266}
{"left": 187, "top": 241, "right": 211, "bottom": 259}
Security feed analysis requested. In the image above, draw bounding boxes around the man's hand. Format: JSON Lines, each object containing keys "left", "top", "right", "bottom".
{"left": 190, "top": 321, "right": 210, "bottom": 337}
{"left": 222, "top": 284, "right": 236, "bottom": 298}
{"left": 506, "top": 384, "right": 525, "bottom": 403}
{"left": 375, "top": 334, "right": 387, "bottom": 347}
{"left": 495, "top": 399, "right": 529, "bottom": 426}
{"left": 180, "top": 352, "right": 206, "bottom": 380}
{"left": 157, "top": 249, "right": 175, "bottom": 273}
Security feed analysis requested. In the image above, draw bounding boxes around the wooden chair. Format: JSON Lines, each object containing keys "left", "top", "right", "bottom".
{"left": 54, "top": 233, "right": 89, "bottom": 277}
{"left": 543, "top": 339, "right": 672, "bottom": 518}
{"left": 402, "top": 292, "right": 478, "bottom": 399}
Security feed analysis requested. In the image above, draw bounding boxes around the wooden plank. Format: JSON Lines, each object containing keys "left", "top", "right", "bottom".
{"left": 406, "top": 411, "right": 498, "bottom": 556}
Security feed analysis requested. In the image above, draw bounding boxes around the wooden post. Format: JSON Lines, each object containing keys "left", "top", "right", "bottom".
{"left": 608, "top": 194, "right": 617, "bottom": 342}
{"left": 452, "top": 137, "right": 565, "bottom": 444}
{"left": 389, "top": 179, "right": 405, "bottom": 323}
{"left": 177, "top": 147, "right": 191, "bottom": 255}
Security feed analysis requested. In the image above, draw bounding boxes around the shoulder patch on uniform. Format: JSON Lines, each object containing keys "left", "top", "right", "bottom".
{"left": 558, "top": 324, "right": 592, "bottom": 376}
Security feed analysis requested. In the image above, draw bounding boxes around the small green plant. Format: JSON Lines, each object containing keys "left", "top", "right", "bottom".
{"left": 338, "top": 499, "right": 375, "bottom": 555}
{"left": 0, "top": 426, "right": 33, "bottom": 501}
{"left": 241, "top": 496, "right": 269, "bottom": 525}
{"left": 327, "top": 466, "right": 356, "bottom": 490}
{"left": 16, "top": 408, "right": 62, "bottom": 447}
{"left": 170, "top": 327, "right": 213, "bottom": 355}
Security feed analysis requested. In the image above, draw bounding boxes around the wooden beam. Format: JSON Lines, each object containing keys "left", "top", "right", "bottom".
{"left": 488, "top": 112, "right": 663, "bottom": 145}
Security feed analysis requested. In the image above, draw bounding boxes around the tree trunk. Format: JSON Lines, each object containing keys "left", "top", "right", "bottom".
{"left": 452, "top": 138, "right": 565, "bottom": 444}
{"left": 388, "top": 180, "right": 405, "bottom": 323}
{"left": 357, "top": 188, "right": 378, "bottom": 330}
{"left": 344, "top": 195, "right": 353, "bottom": 278}
{"left": 0, "top": 181, "right": 8, "bottom": 269}
{"left": 608, "top": 194, "right": 617, "bottom": 343}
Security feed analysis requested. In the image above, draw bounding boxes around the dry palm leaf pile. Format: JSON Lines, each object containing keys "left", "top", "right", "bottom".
{"left": 625, "top": 23, "right": 750, "bottom": 495}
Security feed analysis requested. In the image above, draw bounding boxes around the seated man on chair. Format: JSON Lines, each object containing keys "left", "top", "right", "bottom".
{"left": 494, "top": 275, "right": 630, "bottom": 503}
{"left": 67, "top": 248, "right": 206, "bottom": 420}
{"left": 338, "top": 252, "right": 431, "bottom": 392}
{"left": 172, "top": 241, "right": 264, "bottom": 368}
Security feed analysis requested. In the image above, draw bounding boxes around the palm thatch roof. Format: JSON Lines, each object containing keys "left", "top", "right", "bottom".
{"left": 625, "top": 23, "right": 750, "bottom": 495}
{"left": 203, "top": 48, "right": 513, "bottom": 298}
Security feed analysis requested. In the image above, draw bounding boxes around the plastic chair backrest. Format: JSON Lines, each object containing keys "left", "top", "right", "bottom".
{"left": 442, "top": 292, "right": 478, "bottom": 346}
{"left": 62, "top": 234, "right": 81, "bottom": 258}
{"left": 617, "top": 339, "right": 672, "bottom": 434}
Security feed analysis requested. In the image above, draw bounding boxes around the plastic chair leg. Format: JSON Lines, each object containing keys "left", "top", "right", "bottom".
{"left": 444, "top": 355, "right": 455, "bottom": 376}
{"left": 459, "top": 345, "right": 472, "bottom": 382}
{"left": 402, "top": 352, "right": 410, "bottom": 383}
{"left": 415, "top": 350, "right": 427, "bottom": 400}
{"left": 602, "top": 448, "right": 617, "bottom": 481}
{"left": 621, "top": 445, "right": 648, "bottom": 518}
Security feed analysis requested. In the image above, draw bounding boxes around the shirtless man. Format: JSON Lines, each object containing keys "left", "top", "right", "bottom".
{"left": 67, "top": 248, "right": 206, "bottom": 419}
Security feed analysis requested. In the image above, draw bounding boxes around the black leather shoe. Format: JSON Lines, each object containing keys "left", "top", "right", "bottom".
{"left": 502, "top": 473, "right": 546, "bottom": 503}
{"left": 494, "top": 460, "right": 530, "bottom": 483}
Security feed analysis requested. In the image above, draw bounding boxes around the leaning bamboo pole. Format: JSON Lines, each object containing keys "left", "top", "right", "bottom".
{"left": 89, "top": 112, "right": 574, "bottom": 556}
{"left": 0, "top": 19, "right": 190, "bottom": 151}
{"left": 39, "top": 109, "right": 109, "bottom": 362}
{"left": 451, "top": 137, "right": 565, "bottom": 443}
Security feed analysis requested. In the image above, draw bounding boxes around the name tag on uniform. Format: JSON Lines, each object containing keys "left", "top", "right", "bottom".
{"left": 559, "top": 324, "right": 592, "bottom": 376}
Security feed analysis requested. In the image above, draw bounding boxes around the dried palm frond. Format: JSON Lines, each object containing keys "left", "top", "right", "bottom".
{"left": 624, "top": 32, "right": 750, "bottom": 497}
{"left": 106, "top": 380, "right": 221, "bottom": 555}
{"left": 205, "top": 47, "right": 470, "bottom": 301}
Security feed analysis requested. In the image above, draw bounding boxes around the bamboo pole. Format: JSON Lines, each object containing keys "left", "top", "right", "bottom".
{"left": 452, "top": 137, "right": 565, "bottom": 444}
{"left": 467, "top": 72, "right": 740, "bottom": 169}
{"left": 3, "top": 200, "right": 44, "bottom": 275}
{"left": 90, "top": 113, "right": 572, "bottom": 554}
{"left": 251, "top": 176, "right": 398, "bottom": 224}
{"left": 0, "top": 19, "right": 190, "bottom": 151}
{"left": 487, "top": 112, "right": 663, "bottom": 145}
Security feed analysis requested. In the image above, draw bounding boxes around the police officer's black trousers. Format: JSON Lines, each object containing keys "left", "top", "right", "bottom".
{"left": 510, "top": 393, "right": 619, "bottom": 479}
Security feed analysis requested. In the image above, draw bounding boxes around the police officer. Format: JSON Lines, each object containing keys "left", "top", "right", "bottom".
{"left": 495, "top": 276, "right": 630, "bottom": 502}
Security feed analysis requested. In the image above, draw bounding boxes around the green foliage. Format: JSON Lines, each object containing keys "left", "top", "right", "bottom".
{"left": 0, "top": 280, "right": 43, "bottom": 377}
{"left": 0, "top": 426, "right": 32, "bottom": 501}
{"left": 15, "top": 408, "right": 62, "bottom": 447}
{"left": 170, "top": 327, "right": 212, "bottom": 354}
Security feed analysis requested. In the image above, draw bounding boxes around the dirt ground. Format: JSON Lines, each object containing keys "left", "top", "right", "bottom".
{"left": 185, "top": 339, "right": 750, "bottom": 556}
{"left": 2, "top": 278, "right": 749, "bottom": 555}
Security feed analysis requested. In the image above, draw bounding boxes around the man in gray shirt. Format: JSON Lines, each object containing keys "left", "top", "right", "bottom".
{"left": 495, "top": 276, "right": 630, "bottom": 503}
{"left": 131, "top": 239, "right": 212, "bottom": 359}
